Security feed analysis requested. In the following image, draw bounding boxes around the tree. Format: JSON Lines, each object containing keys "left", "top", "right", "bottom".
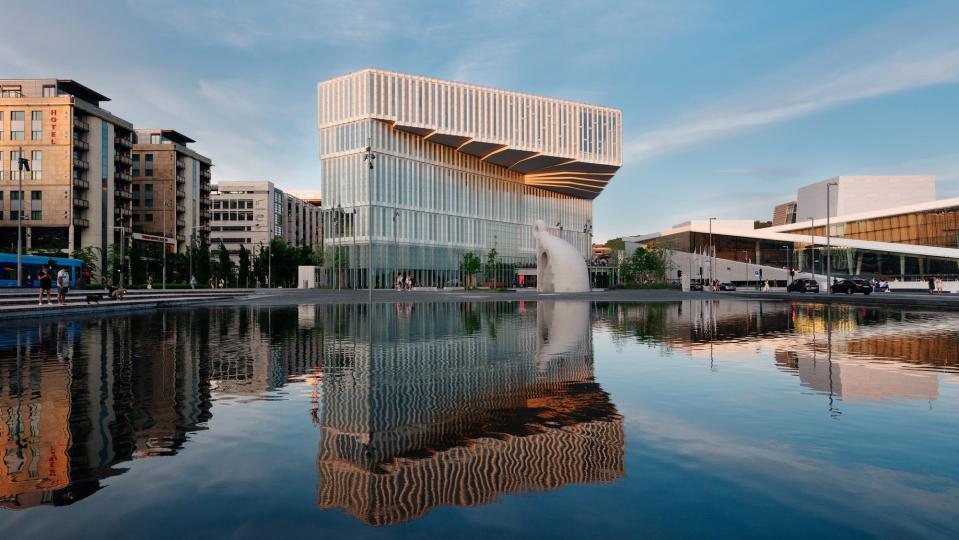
{"left": 485, "top": 248, "right": 498, "bottom": 285}
{"left": 238, "top": 245, "right": 251, "bottom": 288}
{"left": 604, "top": 237, "right": 625, "bottom": 251}
{"left": 128, "top": 240, "right": 146, "bottom": 285}
{"left": 461, "top": 252, "right": 481, "bottom": 289}
{"left": 754, "top": 220, "right": 773, "bottom": 229}
{"left": 71, "top": 246, "right": 101, "bottom": 282}
{"left": 217, "top": 241, "right": 234, "bottom": 286}
{"left": 619, "top": 246, "right": 668, "bottom": 286}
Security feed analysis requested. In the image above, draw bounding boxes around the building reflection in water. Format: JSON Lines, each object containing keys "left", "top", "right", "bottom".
{"left": 601, "top": 300, "right": 959, "bottom": 406}
{"left": 313, "top": 301, "right": 624, "bottom": 526}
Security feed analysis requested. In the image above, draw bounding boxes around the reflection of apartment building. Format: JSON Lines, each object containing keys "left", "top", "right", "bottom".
{"left": 209, "top": 180, "right": 321, "bottom": 259}
{"left": 0, "top": 79, "right": 134, "bottom": 271}
{"left": 132, "top": 129, "right": 212, "bottom": 253}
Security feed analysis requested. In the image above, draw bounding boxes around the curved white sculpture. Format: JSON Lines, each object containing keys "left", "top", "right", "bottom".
{"left": 533, "top": 219, "right": 590, "bottom": 292}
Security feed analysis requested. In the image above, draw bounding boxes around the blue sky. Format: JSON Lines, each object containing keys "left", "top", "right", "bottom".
{"left": 3, "top": 0, "right": 958, "bottom": 241}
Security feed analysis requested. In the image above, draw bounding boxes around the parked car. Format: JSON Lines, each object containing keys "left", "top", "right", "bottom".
{"left": 787, "top": 278, "right": 820, "bottom": 293}
{"left": 830, "top": 278, "right": 873, "bottom": 295}
{"left": 690, "top": 282, "right": 704, "bottom": 291}
{"left": 719, "top": 282, "right": 737, "bottom": 291}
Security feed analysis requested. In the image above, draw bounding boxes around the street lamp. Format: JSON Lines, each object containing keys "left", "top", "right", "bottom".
{"left": 584, "top": 220, "right": 593, "bottom": 291}
{"left": 112, "top": 216, "right": 126, "bottom": 287}
{"left": 825, "top": 181, "right": 838, "bottom": 293}
{"left": 708, "top": 217, "right": 717, "bottom": 288}
{"left": 15, "top": 146, "right": 30, "bottom": 286}
{"left": 808, "top": 217, "right": 815, "bottom": 285}
{"left": 364, "top": 138, "right": 375, "bottom": 301}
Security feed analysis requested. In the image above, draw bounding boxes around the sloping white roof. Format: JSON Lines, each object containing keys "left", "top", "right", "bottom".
{"left": 769, "top": 196, "right": 959, "bottom": 233}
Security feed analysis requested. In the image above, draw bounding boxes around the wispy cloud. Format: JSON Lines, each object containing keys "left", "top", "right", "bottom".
{"left": 626, "top": 7, "right": 959, "bottom": 163}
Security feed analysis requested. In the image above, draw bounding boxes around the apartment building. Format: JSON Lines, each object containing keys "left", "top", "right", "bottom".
{"left": 0, "top": 79, "right": 134, "bottom": 271}
{"left": 209, "top": 180, "right": 322, "bottom": 261}
{"left": 132, "top": 129, "right": 212, "bottom": 254}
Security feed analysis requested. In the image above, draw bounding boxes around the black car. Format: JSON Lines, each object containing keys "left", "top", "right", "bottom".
{"left": 787, "top": 278, "right": 820, "bottom": 293}
{"left": 831, "top": 278, "right": 872, "bottom": 295}
{"left": 719, "top": 282, "right": 737, "bottom": 291}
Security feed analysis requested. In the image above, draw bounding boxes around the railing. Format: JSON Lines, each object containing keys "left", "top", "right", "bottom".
{"left": 200, "top": 169, "right": 211, "bottom": 179}
{"left": 73, "top": 178, "right": 89, "bottom": 189}
{"left": 73, "top": 139, "right": 89, "bottom": 151}
{"left": 114, "top": 155, "right": 132, "bottom": 167}
{"left": 73, "top": 217, "right": 89, "bottom": 228}
{"left": 73, "top": 199, "right": 89, "bottom": 209}
{"left": 73, "top": 118, "right": 90, "bottom": 132}
{"left": 176, "top": 161, "right": 185, "bottom": 170}
{"left": 115, "top": 189, "right": 133, "bottom": 200}
{"left": 114, "top": 136, "right": 132, "bottom": 149}
{"left": 176, "top": 175, "right": 185, "bottom": 184}
{"left": 176, "top": 219, "right": 186, "bottom": 228}
{"left": 176, "top": 234, "right": 186, "bottom": 242}
{"left": 115, "top": 172, "right": 132, "bottom": 183}
{"left": 176, "top": 204, "right": 186, "bottom": 213}
{"left": 176, "top": 189, "right": 186, "bottom": 199}
{"left": 73, "top": 159, "right": 89, "bottom": 170}
{"left": 200, "top": 184, "right": 211, "bottom": 193}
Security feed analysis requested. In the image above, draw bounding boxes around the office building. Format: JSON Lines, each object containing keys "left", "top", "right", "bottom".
{"left": 132, "top": 129, "right": 212, "bottom": 254}
{"left": 0, "top": 79, "right": 134, "bottom": 272}
{"left": 316, "top": 69, "right": 622, "bottom": 288}
{"left": 772, "top": 201, "right": 796, "bottom": 226}
{"left": 209, "top": 180, "right": 322, "bottom": 260}
{"left": 627, "top": 176, "right": 959, "bottom": 283}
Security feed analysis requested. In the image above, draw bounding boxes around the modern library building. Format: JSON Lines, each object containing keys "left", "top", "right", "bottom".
{"left": 316, "top": 69, "right": 622, "bottom": 288}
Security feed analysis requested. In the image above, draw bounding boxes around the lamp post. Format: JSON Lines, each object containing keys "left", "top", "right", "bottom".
{"left": 808, "top": 217, "right": 815, "bottom": 286}
{"left": 16, "top": 146, "right": 30, "bottom": 286}
{"left": 364, "top": 138, "right": 375, "bottom": 301}
{"left": 162, "top": 192, "right": 168, "bottom": 289}
{"left": 584, "top": 220, "right": 593, "bottom": 291}
{"left": 708, "top": 217, "right": 717, "bottom": 288}
{"left": 826, "top": 182, "right": 837, "bottom": 293}
{"left": 392, "top": 209, "right": 399, "bottom": 288}
{"left": 112, "top": 217, "right": 126, "bottom": 287}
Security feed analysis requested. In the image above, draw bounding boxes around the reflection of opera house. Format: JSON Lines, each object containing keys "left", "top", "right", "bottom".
{"left": 314, "top": 302, "right": 625, "bottom": 526}
{"left": 603, "top": 300, "right": 958, "bottom": 404}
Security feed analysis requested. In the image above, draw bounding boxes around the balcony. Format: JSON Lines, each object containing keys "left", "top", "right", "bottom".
{"left": 114, "top": 155, "right": 132, "bottom": 167}
{"left": 200, "top": 169, "right": 211, "bottom": 180}
{"left": 73, "top": 118, "right": 89, "bottom": 132}
{"left": 200, "top": 184, "right": 211, "bottom": 193}
{"left": 199, "top": 199, "right": 211, "bottom": 208}
{"left": 176, "top": 219, "right": 186, "bottom": 228}
{"left": 200, "top": 210, "right": 211, "bottom": 220}
{"left": 115, "top": 207, "right": 132, "bottom": 218}
{"left": 176, "top": 234, "right": 186, "bottom": 242}
{"left": 114, "top": 136, "right": 132, "bottom": 149}
{"left": 115, "top": 189, "right": 133, "bottom": 200}
{"left": 176, "top": 204, "right": 186, "bottom": 213}
{"left": 115, "top": 172, "right": 132, "bottom": 183}
{"left": 73, "top": 138, "right": 89, "bottom": 151}
{"left": 176, "top": 175, "right": 185, "bottom": 184}
{"left": 73, "top": 159, "right": 89, "bottom": 171}
{"left": 73, "top": 217, "right": 89, "bottom": 228}
{"left": 73, "top": 199, "right": 89, "bottom": 209}
{"left": 73, "top": 178, "right": 89, "bottom": 190}
{"left": 176, "top": 189, "right": 186, "bottom": 199}
{"left": 176, "top": 161, "right": 186, "bottom": 171}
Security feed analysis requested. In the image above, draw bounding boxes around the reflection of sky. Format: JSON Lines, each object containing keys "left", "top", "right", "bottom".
{"left": 2, "top": 302, "right": 959, "bottom": 538}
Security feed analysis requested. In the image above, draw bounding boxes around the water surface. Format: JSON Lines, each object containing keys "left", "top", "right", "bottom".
{"left": 0, "top": 300, "right": 957, "bottom": 538}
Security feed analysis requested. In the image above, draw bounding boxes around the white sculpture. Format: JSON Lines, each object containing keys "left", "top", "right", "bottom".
{"left": 533, "top": 219, "right": 590, "bottom": 292}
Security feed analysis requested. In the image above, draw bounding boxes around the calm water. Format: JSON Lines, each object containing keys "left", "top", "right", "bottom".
{"left": 0, "top": 300, "right": 957, "bottom": 538}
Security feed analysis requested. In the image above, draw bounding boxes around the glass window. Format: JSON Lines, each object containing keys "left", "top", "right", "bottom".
{"left": 31, "top": 111, "right": 42, "bottom": 140}
{"left": 150, "top": 134, "right": 161, "bottom": 144}
{"left": 42, "top": 85, "right": 56, "bottom": 97}
{"left": 10, "top": 111, "right": 24, "bottom": 140}
{"left": 132, "top": 154, "right": 141, "bottom": 176}
{"left": 144, "top": 154, "right": 153, "bottom": 177}
{"left": 30, "top": 150, "right": 41, "bottom": 180}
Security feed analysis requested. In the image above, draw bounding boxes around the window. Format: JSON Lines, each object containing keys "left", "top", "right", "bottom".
{"left": 0, "top": 111, "right": 3, "bottom": 141}
{"left": 144, "top": 154, "right": 153, "bottom": 177}
{"left": 31, "top": 111, "right": 42, "bottom": 140}
{"left": 145, "top": 183, "right": 153, "bottom": 207}
{"left": 42, "top": 85, "right": 56, "bottom": 97}
{"left": 10, "top": 111, "right": 24, "bottom": 140}
{"left": 9, "top": 151, "right": 22, "bottom": 180}
{"left": 30, "top": 150, "right": 41, "bottom": 180}
{"left": 0, "top": 191, "right": 3, "bottom": 212}
{"left": 150, "top": 134, "right": 160, "bottom": 144}
{"left": 9, "top": 190, "right": 22, "bottom": 220}
{"left": 1, "top": 86, "right": 21, "bottom": 97}
{"left": 30, "top": 191, "right": 42, "bottom": 221}
{"left": 132, "top": 154, "right": 140, "bottom": 176}
{"left": 145, "top": 214, "right": 154, "bottom": 222}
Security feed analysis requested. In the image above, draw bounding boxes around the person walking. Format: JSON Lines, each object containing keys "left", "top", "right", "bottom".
{"left": 147, "top": 274, "right": 154, "bottom": 289}
{"left": 936, "top": 276, "right": 944, "bottom": 294}
{"left": 56, "top": 267, "right": 70, "bottom": 306}
{"left": 38, "top": 266, "right": 53, "bottom": 305}
{"left": 928, "top": 275, "right": 935, "bottom": 295}
{"left": 405, "top": 274, "right": 413, "bottom": 291}
{"left": 190, "top": 275, "right": 197, "bottom": 289}
{"left": 395, "top": 274, "right": 403, "bottom": 291}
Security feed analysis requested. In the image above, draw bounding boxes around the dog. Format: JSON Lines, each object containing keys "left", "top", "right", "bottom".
{"left": 86, "top": 294, "right": 104, "bottom": 304}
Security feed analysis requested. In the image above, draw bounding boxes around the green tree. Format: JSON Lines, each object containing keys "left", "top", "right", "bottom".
{"left": 604, "top": 237, "right": 626, "bottom": 251}
{"left": 619, "top": 246, "right": 668, "bottom": 286}
{"left": 485, "top": 248, "right": 498, "bottom": 285}
{"left": 217, "top": 241, "right": 234, "bottom": 286}
{"left": 461, "top": 252, "right": 481, "bottom": 289}
{"left": 128, "top": 240, "right": 147, "bottom": 285}
{"left": 71, "top": 246, "right": 101, "bottom": 282}
{"left": 238, "top": 245, "right": 251, "bottom": 288}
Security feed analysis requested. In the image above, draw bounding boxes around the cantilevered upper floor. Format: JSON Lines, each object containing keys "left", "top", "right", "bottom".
{"left": 317, "top": 69, "right": 623, "bottom": 199}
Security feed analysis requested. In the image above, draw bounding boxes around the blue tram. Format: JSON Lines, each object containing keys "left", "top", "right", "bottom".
{"left": 0, "top": 253, "right": 82, "bottom": 288}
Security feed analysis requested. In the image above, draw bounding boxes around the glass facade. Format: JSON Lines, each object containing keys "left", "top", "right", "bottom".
{"left": 318, "top": 71, "right": 621, "bottom": 288}
{"left": 787, "top": 205, "right": 959, "bottom": 249}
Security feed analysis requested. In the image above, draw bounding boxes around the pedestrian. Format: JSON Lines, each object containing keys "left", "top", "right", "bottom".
{"left": 395, "top": 274, "right": 403, "bottom": 291}
{"left": 936, "top": 276, "right": 944, "bottom": 294}
{"left": 928, "top": 275, "right": 935, "bottom": 295}
{"left": 405, "top": 274, "right": 413, "bottom": 291}
{"left": 218, "top": 277, "right": 225, "bottom": 289}
{"left": 147, "top": 274, "right": 154, "bottom": 289}
{"left": 190, "top": 275, "right": 197, "bottom": 289}
{"left": 82, "top": 269, "right": 91, "bottom": 290}
{"left": 38, "top": 266, "right": 53, "bottom": 306}
{"left": 56, "top": 267, "right": 70, "bottom": 306}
